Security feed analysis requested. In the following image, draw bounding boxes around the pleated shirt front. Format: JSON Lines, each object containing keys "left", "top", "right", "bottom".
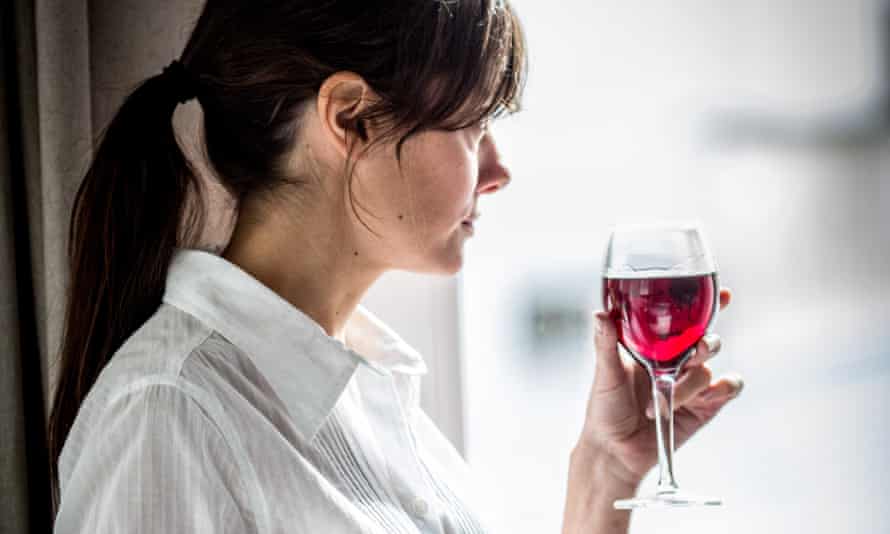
{"left": 53, "top": 248, "right": 491, "bottom": 534}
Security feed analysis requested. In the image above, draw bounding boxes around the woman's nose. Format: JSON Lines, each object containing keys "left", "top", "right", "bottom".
{"left": 477, "top": 132, "right": 511, "bottom": 194}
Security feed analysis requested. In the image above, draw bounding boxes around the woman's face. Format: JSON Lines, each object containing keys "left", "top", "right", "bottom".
{"left": 297, "top": 73, "right": 512, "bottom": 276}
{"left": 349, "top": 121, "right": 512, "bottom": 274}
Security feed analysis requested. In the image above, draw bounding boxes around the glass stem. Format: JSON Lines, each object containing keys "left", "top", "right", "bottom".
{"left": 652, "top": 372, "right": 679, "bottom": 494}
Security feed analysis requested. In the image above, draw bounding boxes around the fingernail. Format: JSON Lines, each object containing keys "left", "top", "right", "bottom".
{"left": 645, "top": 402, "right": 654, "bottom": 419}
{"left": 714, "top": 373, "right": 744, "bottom": 399}
{"left": 703, "top": 334, "right": 721, "bottom": 354}
{"left": 594, "top": 312, "right": 609, "bottom": 335}
{"left": 729, "top": 374, "right": 745, "bottom": 397}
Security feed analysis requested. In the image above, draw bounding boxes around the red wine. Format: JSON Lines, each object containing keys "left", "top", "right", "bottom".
{"left": 603, "top": 273, "right": 717, "bottom": 372}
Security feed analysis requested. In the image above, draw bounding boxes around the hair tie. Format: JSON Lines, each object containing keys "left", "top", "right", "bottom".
{"left": 160, "top": 60, "right": 198, "bottom": 105}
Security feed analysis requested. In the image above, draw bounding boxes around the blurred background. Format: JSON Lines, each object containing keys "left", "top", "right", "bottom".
{"left": 3, "top": 0, "right": 888, "bottom": 532}
{"left": 447, "top": 0, "right": 890, "bottom": 532}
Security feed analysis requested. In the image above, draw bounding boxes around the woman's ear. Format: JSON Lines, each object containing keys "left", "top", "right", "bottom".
{"left": 317, "top": 71, "right": 378, "bottom": 160}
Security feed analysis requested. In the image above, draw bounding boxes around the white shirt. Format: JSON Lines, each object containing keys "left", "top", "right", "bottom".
{"left": 54, "top": 248, "right": 492, "bottom": 534}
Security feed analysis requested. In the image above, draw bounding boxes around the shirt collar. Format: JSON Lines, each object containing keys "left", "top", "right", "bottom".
{"left": 161, "top": 247, "right": 427, "bottom": 442}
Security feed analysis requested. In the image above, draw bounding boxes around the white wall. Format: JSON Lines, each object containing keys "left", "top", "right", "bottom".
{"left": 362, "top": 271, "right": 465, "bottom": 454}
{"left": 461, "top": 0, "right": 890, "bottom": 532}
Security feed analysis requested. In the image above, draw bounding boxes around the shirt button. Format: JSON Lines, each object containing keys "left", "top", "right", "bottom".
{"left": 409, "top": 496, "right": 429, "bottom": 518}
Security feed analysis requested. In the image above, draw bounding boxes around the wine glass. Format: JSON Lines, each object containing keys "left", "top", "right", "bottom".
{"left": 601, "top": 221, "right": 721, "bottom": 509}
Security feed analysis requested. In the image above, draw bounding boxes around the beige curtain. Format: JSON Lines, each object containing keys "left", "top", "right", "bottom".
{"left": 1, "top": 1, "right": 227, "bottom": 532}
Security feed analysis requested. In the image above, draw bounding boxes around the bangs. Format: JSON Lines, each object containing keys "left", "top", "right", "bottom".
{"left": 349, "top": 0, "right": 528, "bottom": 162}
{"left": 368, "top": 0, "right": 527, "bottom": 149}
{"left": 425, "top": 0, "right": 527, "bottom": 131}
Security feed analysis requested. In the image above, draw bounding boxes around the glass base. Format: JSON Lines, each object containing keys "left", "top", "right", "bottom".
{"left": 614, "top": 489, "right": 722, "bottom": 509}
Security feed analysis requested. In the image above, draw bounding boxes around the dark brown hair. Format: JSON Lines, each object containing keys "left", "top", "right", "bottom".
{"left": 46, "top": 0, "right": 526, "bottom": 514}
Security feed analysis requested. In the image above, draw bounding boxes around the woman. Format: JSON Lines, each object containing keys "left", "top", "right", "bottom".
{"left": 47, "top": 1, "right": 743, "bottom": 532}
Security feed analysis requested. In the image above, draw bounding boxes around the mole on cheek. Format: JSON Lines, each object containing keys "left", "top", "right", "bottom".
{"left": 398, "top": 214, "right": 404, "bottom": 220}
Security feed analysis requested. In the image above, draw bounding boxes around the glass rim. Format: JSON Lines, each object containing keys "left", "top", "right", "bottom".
{"left": 606, "top": 219, "right": 705, "bottom": 233}
{"left": 601, "top": 220, "right": 718, "bottom": 278}
{"left": 602, "top": 267, "right": 719, "bottom": 279}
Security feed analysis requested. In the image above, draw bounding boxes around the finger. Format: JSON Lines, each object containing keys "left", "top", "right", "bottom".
{"left": 674, "top": 375, "right": 743, "bottom": 447}
{"left": 692, "top": 373, "right": 744, "bottom": 404}
{"left": 674, "top": 364, "right": 714, "bottom": 407}
{"left": 719, "top": 288, "right": 732, "bottom": 311}
{"left": 685, "top": 333, "right": 722, "bottom": 367}
{"left": 646, "top": 364, "right": 713, "bottom": 419}
{"left": 592, "top": 311, "right": 628, "bottom": 394}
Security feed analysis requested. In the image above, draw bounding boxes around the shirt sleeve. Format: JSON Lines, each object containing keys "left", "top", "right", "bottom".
{"left": 54, "top": 381, "right": 257, "bottom": 534}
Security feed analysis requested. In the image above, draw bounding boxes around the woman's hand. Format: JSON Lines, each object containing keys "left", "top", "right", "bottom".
{"left": 578, "top": 288, "right": 744, "bottom": 488}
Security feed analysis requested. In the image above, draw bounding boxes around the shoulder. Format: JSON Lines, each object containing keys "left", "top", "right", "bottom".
{"left": 54, "top": 378, "right": 267, "bottom": 534}
{"left": 56, "top": 304, "right": 274, "bottom": 531}
{"left": 59, "top": 303, "right": 249, "bottom": 481}
{"left": 77, "top": 301, "right": 259, "bottom": 417}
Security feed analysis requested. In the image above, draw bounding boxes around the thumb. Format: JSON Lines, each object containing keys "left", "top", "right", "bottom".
{"left": 592, "top": 311, "right": 628, "bottom": 394}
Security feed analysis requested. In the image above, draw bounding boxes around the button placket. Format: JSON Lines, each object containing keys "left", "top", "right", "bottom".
{"left": 355, "top": 367, "right": 440, "bottom": 530}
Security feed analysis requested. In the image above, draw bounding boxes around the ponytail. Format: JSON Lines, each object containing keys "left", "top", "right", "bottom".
{"left": 46, "top": 61, "right": 205, "bottom": 513}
